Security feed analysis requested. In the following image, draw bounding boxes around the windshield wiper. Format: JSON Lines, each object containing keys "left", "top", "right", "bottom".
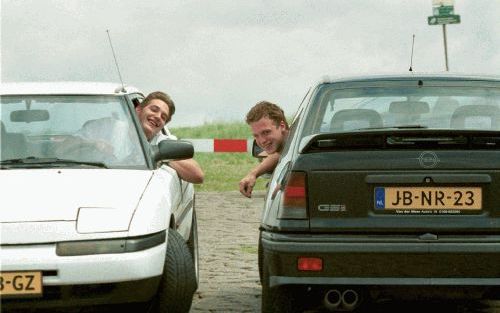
{"left": 0, "top": 157, "right": 108, "bottom": 168}
{"left": 359, "top": 125, "right": 428, "bottom": 130}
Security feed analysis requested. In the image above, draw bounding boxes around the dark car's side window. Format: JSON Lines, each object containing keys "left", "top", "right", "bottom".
{"left": 281, "top": 109, "right": 302, "bottom": 157}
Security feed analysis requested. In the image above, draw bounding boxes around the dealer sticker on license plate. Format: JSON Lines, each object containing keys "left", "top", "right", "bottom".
{"left": 374, "top": 187, "right": 482, "bottom": 212}
{"left": 0, "top": 271, "right": 43, "bottom": 297}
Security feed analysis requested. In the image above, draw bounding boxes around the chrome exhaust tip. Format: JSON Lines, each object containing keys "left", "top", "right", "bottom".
{"left": 341, "top": 289, "right": 360, "bottom": 311}
{"left": 323, "top": 289, "right": 342, "bottom": 311}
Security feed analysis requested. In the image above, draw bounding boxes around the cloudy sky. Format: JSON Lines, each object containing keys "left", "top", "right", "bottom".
{"left": 2, "top": 0, "right": 499, "bottom": 127}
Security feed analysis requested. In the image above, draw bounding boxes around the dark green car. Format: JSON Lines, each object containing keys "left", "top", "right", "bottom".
{"left": 259, "top": 74, "right": 500, "bottom": 312}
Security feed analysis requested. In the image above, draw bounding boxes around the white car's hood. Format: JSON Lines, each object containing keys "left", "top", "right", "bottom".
{"left": 0, "top": 169, "right": 152, "bottom": 223}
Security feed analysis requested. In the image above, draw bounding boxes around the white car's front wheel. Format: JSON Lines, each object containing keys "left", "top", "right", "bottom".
{"left": 150, "top": 229, "right": 196, "bottom": 313}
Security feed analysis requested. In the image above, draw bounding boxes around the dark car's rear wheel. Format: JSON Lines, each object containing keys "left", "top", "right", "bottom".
{"left": 262, "top": 263, "right": 303, "bottom": 313}
{"left": 258, "top": 231, "right": 263, "bottom": 283}
{"left": 149, "top": 229, "right": 196, "bottom": 313}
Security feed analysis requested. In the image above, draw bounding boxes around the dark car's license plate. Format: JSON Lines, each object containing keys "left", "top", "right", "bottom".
{"left": 374, "top": 187, "right": 482, "bottom": 211}
{"left": 0, "top": 271, "right": 43, "bottom": 297}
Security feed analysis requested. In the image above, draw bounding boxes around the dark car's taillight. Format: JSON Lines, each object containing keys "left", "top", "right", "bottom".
{"left": 278, "top": 171, "right": 308, "bottom": 219}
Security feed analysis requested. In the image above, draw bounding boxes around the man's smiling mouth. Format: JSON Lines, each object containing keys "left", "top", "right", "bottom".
{"left": 148, "top": 119, "right": 159, "bottom": 128}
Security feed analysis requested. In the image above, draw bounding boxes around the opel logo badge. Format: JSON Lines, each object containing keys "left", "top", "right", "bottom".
{"left": 418, "top": 151, "right": 439, "bottom": 168}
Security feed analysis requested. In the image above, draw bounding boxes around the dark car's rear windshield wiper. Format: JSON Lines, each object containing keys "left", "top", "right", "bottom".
{"left": 0, "top": 157, "right": 108, "bottom": 168}
{"left": 358, "top": 125, "right": 428, "bottom": 130}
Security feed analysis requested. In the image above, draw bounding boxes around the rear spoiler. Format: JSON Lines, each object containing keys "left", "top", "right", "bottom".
{"left": 300, "top": 130, "right": 500, "bottom": 153}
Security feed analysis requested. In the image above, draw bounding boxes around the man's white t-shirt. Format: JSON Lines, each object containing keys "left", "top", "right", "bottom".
{"left": 150, "top": 129, "right": 177, "bottom": 145}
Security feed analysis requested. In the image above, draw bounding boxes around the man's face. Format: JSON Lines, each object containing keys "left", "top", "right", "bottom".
{"left": 135, "top": 99, "right": 170, "bottom": 141}
{"left": 250, "top": 117, "right": 287, "bottom": 154}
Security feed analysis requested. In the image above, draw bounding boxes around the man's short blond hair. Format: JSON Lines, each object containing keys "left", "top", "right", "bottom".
{"left": 245, "top": 101, "right": 288, "bottom": 129}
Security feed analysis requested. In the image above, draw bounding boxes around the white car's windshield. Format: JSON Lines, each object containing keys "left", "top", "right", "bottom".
{"left": 1, "top": 95, "right": 147, "bottom": 168}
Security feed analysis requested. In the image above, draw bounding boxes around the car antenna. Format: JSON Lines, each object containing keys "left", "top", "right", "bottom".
{"left": 409, "top": 34, "right": 415, "bottom": 72}
{"left": 106, "top": 29, "right": 126, "bottom": 92}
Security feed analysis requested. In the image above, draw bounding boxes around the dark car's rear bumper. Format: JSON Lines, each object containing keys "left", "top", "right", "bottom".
{"left": 261, "top": 231, "right": 500, "bottom": 290}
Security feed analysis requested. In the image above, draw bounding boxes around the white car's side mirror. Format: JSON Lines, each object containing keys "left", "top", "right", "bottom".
{"left": 153, "top": 139, "right": 194, "bottom": 162}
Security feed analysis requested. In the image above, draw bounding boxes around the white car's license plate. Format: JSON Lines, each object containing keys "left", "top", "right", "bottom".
{"left": 375, "top": 187, "right": 482, "bottom": 210}
{"left": 0, "top": 271, "right": 43, "bottom": 297}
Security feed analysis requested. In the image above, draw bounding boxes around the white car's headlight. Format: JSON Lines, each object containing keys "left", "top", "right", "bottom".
{"left": 56, "top": 231, "right": 166, "bottom": 256}
{"left": 77, "top": 207, "right": 131, "bottom": 233}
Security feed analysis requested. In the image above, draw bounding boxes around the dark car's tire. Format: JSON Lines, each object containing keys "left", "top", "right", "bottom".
{"left": 258, "top": 231, "right": 263, "bottom": 283}
{"left": 150, "top": 229, "right": 196, "bottom": 313}
{"left": 262, "top": 265, "right": 302, "bottom": 313}
{"left": 187, "top": 209, "right": 199, "bottom": 288}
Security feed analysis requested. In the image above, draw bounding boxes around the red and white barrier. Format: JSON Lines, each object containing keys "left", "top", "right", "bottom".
{"left": 184, "top": 139, "right": 253, "bottom": 153}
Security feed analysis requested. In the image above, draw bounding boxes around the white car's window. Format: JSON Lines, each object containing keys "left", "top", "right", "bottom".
{"left": 1, "top": 95, "right": 147, "bottom": 168}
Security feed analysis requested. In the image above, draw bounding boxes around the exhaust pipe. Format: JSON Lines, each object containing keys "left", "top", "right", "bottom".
{"left": 341, "top": 289, "right": 359, "bottom": 311}
{"left": 323, "top": 289, "right": 342, "bottom": 311}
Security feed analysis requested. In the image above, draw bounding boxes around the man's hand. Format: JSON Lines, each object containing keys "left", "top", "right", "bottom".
{"left": 239, "top": 173, "right": 257, "bottom": 198}
{"left": 238, "top": 153, "right": 280, "bottom": 198}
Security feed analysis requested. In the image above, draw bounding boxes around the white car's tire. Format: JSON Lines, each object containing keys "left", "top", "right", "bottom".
{"left": 151, "top": 229, "right": 196, "bottom": 313}
{"left": 187, "top": 209, "right": 199, "bottom": 288}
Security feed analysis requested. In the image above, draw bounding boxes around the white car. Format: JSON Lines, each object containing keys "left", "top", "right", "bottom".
{"left": 0, "top": 82, "right": 199, "bottom": 312}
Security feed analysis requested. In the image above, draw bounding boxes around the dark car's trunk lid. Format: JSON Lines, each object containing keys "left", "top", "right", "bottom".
{"left": 296, "top": 131, "right": 500, "bottom": 233}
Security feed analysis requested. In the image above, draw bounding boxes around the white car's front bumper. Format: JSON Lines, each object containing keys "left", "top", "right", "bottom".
{"left": 1, "top": 235, "right": 166, "bottom": 309}
{"left": 1, "top": 241, "right": 165, "bottom": 285}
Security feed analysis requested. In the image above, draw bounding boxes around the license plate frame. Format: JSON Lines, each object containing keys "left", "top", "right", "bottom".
{"left": 374, "top": 187, "right": 482, "bottom": 212}
{"left": 0, "top": 271, "right": 43, "bottom": 297}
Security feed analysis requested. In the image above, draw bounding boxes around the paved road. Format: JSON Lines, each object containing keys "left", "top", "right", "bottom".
{"left": 190, "top": 191, "right": 263, "bottom": 312}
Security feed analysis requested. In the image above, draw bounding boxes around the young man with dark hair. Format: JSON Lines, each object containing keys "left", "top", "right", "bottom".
{"left": 136, "top": 91, "right": 204, "bottom": 184}
{"left": 239, "top": 101, "right": 289, "bottom": 198}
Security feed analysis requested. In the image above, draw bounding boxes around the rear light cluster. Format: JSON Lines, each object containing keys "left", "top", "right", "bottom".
{"left": 278, "top": 171, "right": 308, "bottom": 219}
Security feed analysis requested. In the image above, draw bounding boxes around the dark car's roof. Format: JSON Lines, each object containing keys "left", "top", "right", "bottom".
{"left": 317, "top": 73, "right": 500, "bottom": 85}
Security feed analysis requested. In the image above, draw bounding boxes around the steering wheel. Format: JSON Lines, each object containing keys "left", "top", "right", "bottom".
{"left": 55, "top": 136, "right": 117, "bottom": 163}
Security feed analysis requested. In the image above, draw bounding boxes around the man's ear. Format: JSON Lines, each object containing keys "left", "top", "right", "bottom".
{"left": 278, "top": 120, "right": 286, "bottom": 130}
{"left": 135, "top": 105, "right": 142, "bottom": 114}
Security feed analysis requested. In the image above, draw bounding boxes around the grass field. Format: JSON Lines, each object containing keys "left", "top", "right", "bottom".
{"left": 170, "top": 122, "right": 268, "bottom": 192}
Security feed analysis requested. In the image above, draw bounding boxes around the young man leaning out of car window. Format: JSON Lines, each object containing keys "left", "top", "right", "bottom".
{"left": 239, "top": 101, "right": 289, "bottom": 198}
{"left": 135, "top": 91, "right": 204, "bottom": 184}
